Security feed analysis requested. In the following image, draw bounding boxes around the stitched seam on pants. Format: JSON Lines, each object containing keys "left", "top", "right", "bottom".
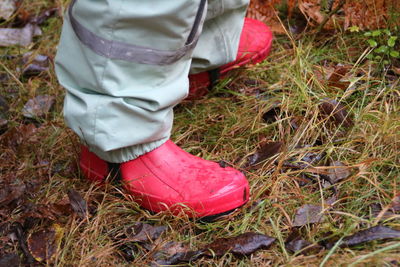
{"left": 93, "top": 0, "right": 125, "bottom": 150}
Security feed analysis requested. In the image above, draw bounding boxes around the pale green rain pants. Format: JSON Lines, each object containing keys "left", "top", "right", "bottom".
{"left": 55, "top": 0, "right": 249, "bottom": 163}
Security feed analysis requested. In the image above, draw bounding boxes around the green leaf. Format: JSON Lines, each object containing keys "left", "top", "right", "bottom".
{"left": 388, "top": 36, "right": 398, "bottom": 47}
{"left": 348, "top": 26, "right": 360, "bottom": 32}
{"left": 383, "top": 60, "right": 390, "bottom": 65}
{"left": 374, "top": 55, "right": 382, "bottom": 60}
{"left": 366, "top": 53, "right": 374, "bottom": 59}
{"left": 383, "top": 29, "right": 391, "bottom": 35}
{"left": 375, "top": 45, "right": 388, "bottom": 53}
{"left": 367, "top": 39, "right": 378, "bottom": 47}
{"left": 389, "top": 50, "right": 399, "bottom": 58}
{"left": 364, "top": 32, "right": 372, "bottom": 37}
{"left": 372, "top": 30, "right": 382, "bottom": 37}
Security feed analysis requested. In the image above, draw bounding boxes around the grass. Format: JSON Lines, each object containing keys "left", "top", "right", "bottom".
{"left": 0, "top": 1, "right": 399, "bottom": 266}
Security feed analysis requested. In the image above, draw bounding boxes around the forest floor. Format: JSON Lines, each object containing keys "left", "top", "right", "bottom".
{"left": 0, "top": 1, "right": 399, "bottom": 266}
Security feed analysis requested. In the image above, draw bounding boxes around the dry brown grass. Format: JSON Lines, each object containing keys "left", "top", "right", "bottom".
{"left": 0, "top": 0, "right": 399, "bottom": 266}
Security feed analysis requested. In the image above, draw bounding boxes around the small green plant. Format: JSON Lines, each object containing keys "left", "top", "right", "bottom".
{"left": 363, "top": 28, "right": 399, "bottom": 65}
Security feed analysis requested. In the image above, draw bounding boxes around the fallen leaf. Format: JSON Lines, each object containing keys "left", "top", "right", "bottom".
{"left": 284, "top": 148, "right": 326, "bottom": 169}
{"left": 327, "top": 161, "right": 351, "bottom": 183}
{"left": 0, "top": 0, "right": 16, "bottom": 20}
{"left": 319, "top": 98, "right": 353, "bottom": 127}
{"left": 152, "top": 241, "right": 192, "bottom": 265}
{"left": 158, "top": 241, "right": 190, "bottom": 257}
{"left": 204, "top": 232, "right": 276, "bottom": 256}
{"left": 21, "top": 53, "right": 50, "bottom": 77}
{"left": 293, "top": 204, "right": 324, "bottom": 226}
{"left": 21, "top": 95, "right": 55, "bottom": 119}
{"left": 327, "top": 65, "right": 351, "bottom": 89}
{"left": 301, "top": 151, "right": 325, "bottom": 166}
{"left": 327, "top": 225, "right": 400, "bottom": 248}
{"left": 12, "top": 223, "right": 35, "bottom": 264}
{"left": 27, "top": 224, "right": 63, "bottom": 262}
{"left": 22, "top": 202, "right": 72, "bottom": 221}
{"left": 125, "top": 222, "right": 167, "bottom": 243}
{"left": 0, "top": 253, "right": 20, "bottom": 266}
{"left": 286, "top": 238, "right": 314, "bottom": 254}
{"left": 0, "top": 182, "right": 26, "bottom": 207}
{"left": 0, "top": 23, "right": 41, "bottom": 47}
{"left": 284, "top": 229, "right": 324, "bottom": 254}
{"left": 152, "top": 250, "right": 203, "bottom": 266}
{"left": 298, "top": 0, "right": 324, "bottom": 25}
{"left": 246, "top": 141, "right": 283, "bottom": 167}
{"left": 67, "top": 189, "right": 87, "bottom": 219}
{"left": 0, "top": 124, "right": 38, "bottom": 150}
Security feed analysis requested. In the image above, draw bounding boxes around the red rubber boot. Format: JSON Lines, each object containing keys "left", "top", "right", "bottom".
{"left": 187, "top": 18, "right": 273, "bottom": 100}
{"left": 79, "top": 141, "right": 249, "bottom": 218}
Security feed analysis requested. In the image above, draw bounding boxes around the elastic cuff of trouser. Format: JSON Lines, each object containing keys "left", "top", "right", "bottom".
{"left": 87, "top": 137, "right": 170, "bottom": 163}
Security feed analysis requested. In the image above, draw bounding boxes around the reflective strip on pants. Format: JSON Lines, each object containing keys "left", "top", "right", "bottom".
{"left": 55, "top": 0, "right": 249, "bottom": 163}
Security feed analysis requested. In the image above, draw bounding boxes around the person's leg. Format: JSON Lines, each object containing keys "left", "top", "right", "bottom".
{"left": 187, "top": 0, "right": 273, "bottom": 99}
{"left": 55, "top": 0, "right": 207, "bottom": 163}
{"left": 55, "top": 0, "right": 249, "bottom": 218}
{"left": 190, "top": 0, "right": 249, "bottom": 74}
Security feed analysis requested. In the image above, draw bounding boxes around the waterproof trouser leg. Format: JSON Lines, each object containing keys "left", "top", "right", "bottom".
{"left": 55, "top": 0, "right": 248, "bottom": 163}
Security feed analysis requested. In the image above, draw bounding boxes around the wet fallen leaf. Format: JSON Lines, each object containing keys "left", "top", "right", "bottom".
{"left": 205, "top": 232, "right": 276, "bottom": 256}
{"left": 285, "top": 230, "right": 308, "bottom": 252}
{"left": 284, "top": 148, "right": 326, "bottom": 169}
{"left": 27, "top": 224, "right": 63, "bottom": 262}
{"left": 0, "top": 182, "right": 26, "bottom": 207}
{"left": 152, "top": 250, "right": 204, "bottom": 266}
{"left": 0, "top": 23, "right": 41, "bottom": 47}
{"left": 21, "top": 95, "right": 55, "bottom": 119}
{"left": 327, "top": 225, "right": 400, "bottom": 248}
{"left": 327, "top": 65, "right": 351, "bottom": 89}
{"left": 246, "top": 141, "right": 283, "bottom": 167}
{"left": 301, "top": 151, "right": 325, "bottom": 166}
{"left": 0, "top": 253, "right": 20, "bottom": 266}
{"left": 293, "top": 204, "right": 324, "bottom": 226}
{"left": 327, "top": 161, "right": 351, "bottom": 183}
{"left": 158, "top": 241, "right": 190, "bottom": 257}
{"left": 285, "top": 229, "right": 325, "bottom": 255}
{"left": 319, "top": 98, "right": 353, "bottom": 127}
{"left": 21, "top": 53, "right": 50, "bottom": 77}
{"left": 152, "top": 241, "right": 192, "bottom": 265}
{"left": 286, "top": 238, "right": 314, "bottom": 254}
{"left": 22, "top": 202, "right": 72, "bottom": 221}
{"left": 125, "top": 222, "right": 167, "bottom": 243}
{"left": 12, "top": 223, "right": 35, "bottom": 264}
{"left": 67, "top": 189, "right": 87, "bottom": 219}
{"left": 0, "top": 0, "right": 16, "bottom": 20}
{"left": 0, "top": 124, "right": 38, "bottom": 150}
